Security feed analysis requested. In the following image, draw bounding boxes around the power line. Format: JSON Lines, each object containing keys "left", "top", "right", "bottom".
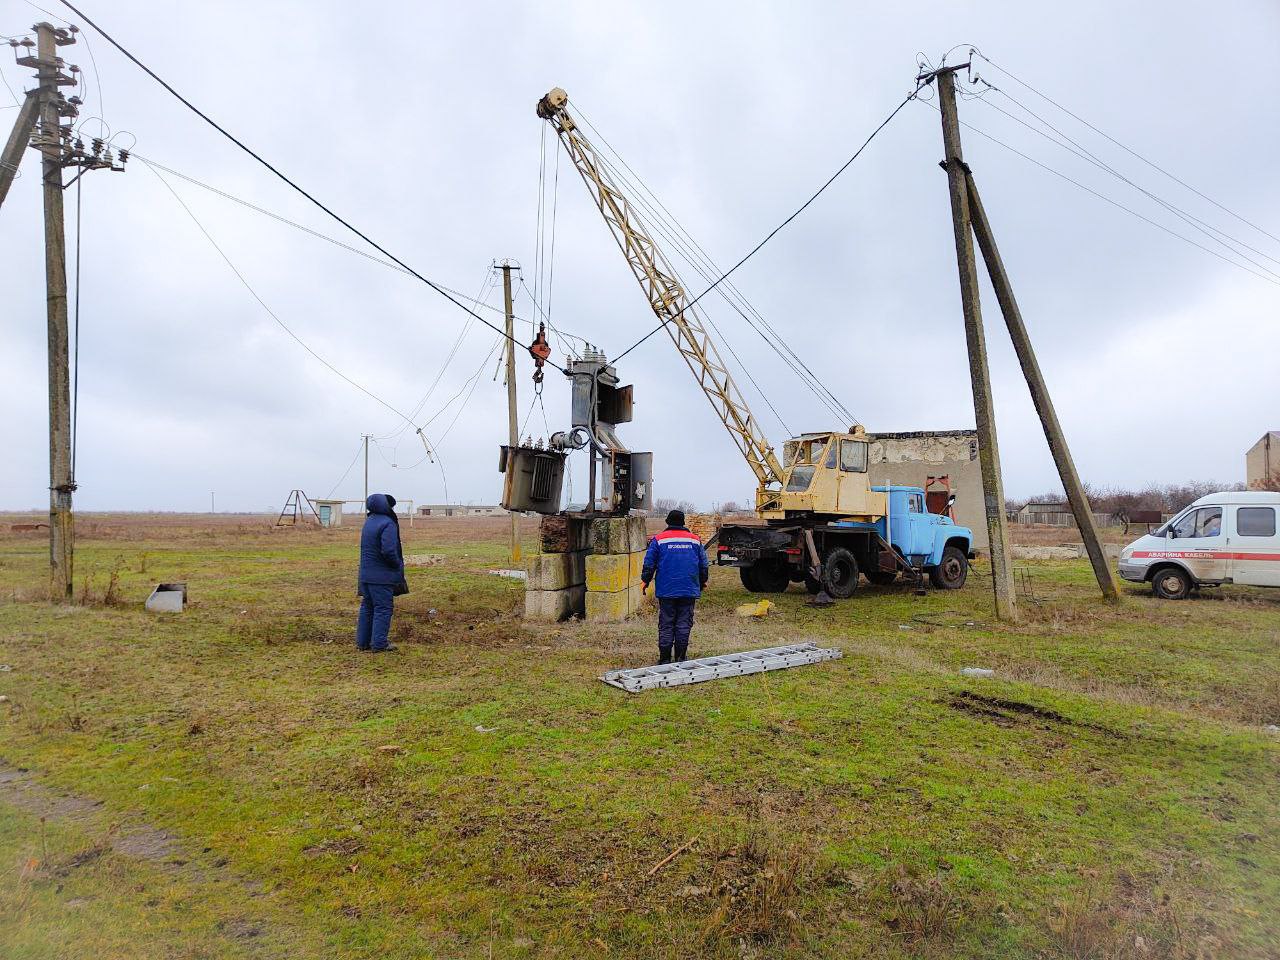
{"left": 143, "top": 159, "right": 445, "bottom": 434}
{"left": 58, "top": 0, "right": 563, "bottom": 373}
{"left": 973, "top": 50, "right": 1280, "bottom": 248}
{"left": 567, "top": 112, "right": 842, "bottom": 430}
{"left": 611, "top": 86, "right": 922, "bottom": 364}
{"left": 133, "top": 155, "right": 516, "bottom": 318}
{"left": 916, "top": 99, "right": 1280, "bottom": 289}
{"left": 572, "top": 103, "right": 856, "bottom": 426}
{"left": 70, "top": 173, "right": 82, "bottom": 479}
{"left": 973, "top": 92, "right": 1280, "bottom": 281}
{"left": 325, "top": 439, "right": 364, "bottom": 499}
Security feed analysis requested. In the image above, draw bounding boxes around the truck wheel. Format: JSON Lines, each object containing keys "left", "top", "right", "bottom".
{"left": 1151, "top": 566, "right": 1192, "bottom": 600}
{"left": 822, "top": 548, "right": 859, "bottom": 599}
{"left": 739, "top": 566, "right": 760, "bottom": 592}
{"left": 929, "top": 546, "right": 968, "bottom": 590}
{"left": 750, "top": 561, "right": 791, "bottom": 593}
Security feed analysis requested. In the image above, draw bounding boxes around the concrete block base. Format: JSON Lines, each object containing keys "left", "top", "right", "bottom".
{"left": 524, "top": 584, "right": 585, "bottom": 622}
{"left": 526, "top": 550, "right": 587, "bottom": 591}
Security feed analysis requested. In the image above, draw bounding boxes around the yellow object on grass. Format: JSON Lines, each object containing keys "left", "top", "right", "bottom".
{"left": 735, "top": 599, "right": 775, "bottom": 618}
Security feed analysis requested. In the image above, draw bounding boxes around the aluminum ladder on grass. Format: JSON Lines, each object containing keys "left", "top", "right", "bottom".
{"left": 600, "top": 642, "right": 842, "bottom": 693}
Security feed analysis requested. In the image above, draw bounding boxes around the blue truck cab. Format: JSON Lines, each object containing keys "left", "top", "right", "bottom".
{"left": 833, "top": 485, "right": 974, "bottom": 572}
{"left": 716, "top": 484, "right": 974, "bottom": 598}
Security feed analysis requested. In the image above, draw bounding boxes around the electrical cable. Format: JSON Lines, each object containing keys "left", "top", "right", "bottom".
{"left": 58, "top": 0, "right": 565, "bottom": 374}
{"left": 130, "top": 155, "right": 516, "bottom": 318}
{"left": 571, "top": 103, "right": 857, "bottom": 426}
{"left": 915, "top": 99, "right": 1280, "bottom": 288}
{"left": 610, "top": 86, "right": 922, "bottom": 364}
{"left": 565, "top": 127, "right": 810, "bottom": 429}
{"left": 973, "top": 91, "right": 1280, "bottom": 280}
{"left": 325, "top": 440, "right": 364, "bottom": 499}
{"left": 565, "top": 123, "right": 840, "bottom": 431}
{"left": 143, "top": 159, "right": 450, "bottom": 450}
{"left": 374, "top": 267, "right": 496, "bottom": 445}
{"left": 70, "top": 171, "right": 81, "bottom": 480}
{"left": 972, "top": 49, "right": 1280, "bottom": 248}
{"left": 434, "top": 335, "right": 505, "bottom": 445}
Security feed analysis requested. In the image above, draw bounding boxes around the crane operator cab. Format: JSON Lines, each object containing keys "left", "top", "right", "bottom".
{"left": 759, "top": 425, "right": 886, "bottom": 521}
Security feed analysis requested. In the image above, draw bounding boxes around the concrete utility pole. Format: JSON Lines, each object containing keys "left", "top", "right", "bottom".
{"left": 0, "top": 92, "right": 40, "bottom": 211}
{"left": 936, "top": 67, "right": 1019, "bottom": 622}
{"left": 498, "top": 261, "right": 521, "bottom": 564}
{"left": 36, "top": 22, "right": 75, "bottom": 602}
{"left": 965, "top": 175, "right": 1120, "bottom": 602}
{"left": 10, "top": 22, "right": 125, "bottom": 601}
{"left": 362, "top": 434, "right": 371, "bottom": 503}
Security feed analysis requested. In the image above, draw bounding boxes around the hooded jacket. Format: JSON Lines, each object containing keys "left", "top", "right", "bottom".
{"left": 359, "top": 493, "right": 406, "bottom": 586}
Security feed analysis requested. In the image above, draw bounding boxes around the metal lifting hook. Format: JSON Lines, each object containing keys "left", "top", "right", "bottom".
{"left": 529, "top": 322, "right": 551, "bottom": 386}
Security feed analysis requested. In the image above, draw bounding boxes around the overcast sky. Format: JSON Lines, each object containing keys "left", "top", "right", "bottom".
{"left": 2, "top": 0, "right": 1277, "bottom": 513}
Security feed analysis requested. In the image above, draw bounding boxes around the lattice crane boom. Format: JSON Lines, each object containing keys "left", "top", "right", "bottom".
{"left": 536, "top": 88, "right": 785, "bottom": 491}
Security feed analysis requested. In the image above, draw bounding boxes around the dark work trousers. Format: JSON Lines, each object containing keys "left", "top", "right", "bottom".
{"left": 356, "top": 581, "right": 395, "bottom": 651}
{"left": 657, "top": 596, "right": 697, "bottom": 660}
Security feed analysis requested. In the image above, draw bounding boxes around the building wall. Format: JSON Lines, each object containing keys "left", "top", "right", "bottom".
{"left": 868, "top": 430, "right": 987, "bottom": 554}
{"left": 1247, "top": 433, "right": 1279, "bottom": 491}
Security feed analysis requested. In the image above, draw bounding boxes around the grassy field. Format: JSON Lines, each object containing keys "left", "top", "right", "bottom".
{"left": 1, "top": 514, "right": 1277, "bottom": 959}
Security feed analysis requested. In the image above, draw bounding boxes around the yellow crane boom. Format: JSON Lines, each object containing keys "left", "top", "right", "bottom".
{"left": 536, "top": 88, "right": 785, "bottom": 493}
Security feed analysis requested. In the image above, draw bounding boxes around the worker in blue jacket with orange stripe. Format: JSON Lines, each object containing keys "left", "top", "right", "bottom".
{"left": 641, "top": 509, "right": 709, "bottom": 664}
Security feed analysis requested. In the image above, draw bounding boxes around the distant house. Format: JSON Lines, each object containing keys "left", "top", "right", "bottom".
{"left": 417, "top": 504, "right": 506, "bottom": 518}
{"left": 1247, "top": 432, "right": 1280, "bottom": 491}
{"left": 1017, "top": 501, "right": 1074, "bottom": 526}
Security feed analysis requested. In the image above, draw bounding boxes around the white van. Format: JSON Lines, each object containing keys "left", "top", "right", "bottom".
{"left": 1118, "top": 491, "right": 1280, "bottom": 599}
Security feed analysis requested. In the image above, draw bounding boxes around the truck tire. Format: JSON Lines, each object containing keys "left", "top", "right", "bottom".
{"left": 822, "top": 547, "right": 859, "bottom": 599}
{"left": 1151, "top": 565, "right": 1193, "bottom": 600}
{"left": 929, "top": 546, "right": 968, "bottom": 590}
{"left": 739, "top": 566, "right": 760, "bottom": 592}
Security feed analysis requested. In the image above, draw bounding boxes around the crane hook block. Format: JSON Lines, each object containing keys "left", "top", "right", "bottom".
{"left": 529, "top": 322, "right": 552, "bottom": 384}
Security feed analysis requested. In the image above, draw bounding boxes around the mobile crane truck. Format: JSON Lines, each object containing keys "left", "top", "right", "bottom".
{"left": 537, "top": 88, "right": 974, "bottom": 599}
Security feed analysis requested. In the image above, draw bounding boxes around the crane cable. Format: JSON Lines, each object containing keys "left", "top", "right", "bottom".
{"left": 58, "top": 0, "right": 567, "bottom": 376}
{"left": 571, "top": 104, "right": 856, "bottom": 426}
{"left": 610, "top": 85, "right": 923, "bottom": 366}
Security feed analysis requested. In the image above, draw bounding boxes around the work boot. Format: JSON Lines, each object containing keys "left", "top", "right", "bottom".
{"left": 371, "top": 643, "right": 398, "bottom": 653}
{"left": 674, "top": 645, "right": 688, "bottom": 663}
{"left": 658, "top": 648, "right": 672, "bottom": 665}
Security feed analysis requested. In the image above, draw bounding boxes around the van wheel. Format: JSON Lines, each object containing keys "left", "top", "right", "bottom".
{"left": 1151, "top": 566, "right": 1193, "bottom": 600}
{"left": 929, "top": 546, "right": 969, "bottom": 590}
{"left": 822, "top": 548, "right": 860, "bottom": 599}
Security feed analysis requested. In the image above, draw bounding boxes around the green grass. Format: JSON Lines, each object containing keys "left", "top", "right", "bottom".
{"left": 1, "top": 519, "right": 1278, "bottom": 958}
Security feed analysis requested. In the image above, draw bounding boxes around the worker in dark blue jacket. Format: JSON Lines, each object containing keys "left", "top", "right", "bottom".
{"left": 641, "top": 509, "right": 709, "bottom": 664}
{"left": 356, "top": 493, "right": 407, "bottom": 652}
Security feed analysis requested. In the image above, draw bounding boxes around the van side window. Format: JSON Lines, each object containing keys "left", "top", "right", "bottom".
{"left": 1237, "top": 507, "right": 1276, "bottom": 537}
{"left": 1171, "top": 507, "right": 1222, "bottom": 538}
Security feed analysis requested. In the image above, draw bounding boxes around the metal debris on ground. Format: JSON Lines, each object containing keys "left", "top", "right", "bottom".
{"left": 600, "top": 642, "right": 842, "bottom": 693}
{"left": 489, "top": 569, "right": 527, "bottom": 580}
